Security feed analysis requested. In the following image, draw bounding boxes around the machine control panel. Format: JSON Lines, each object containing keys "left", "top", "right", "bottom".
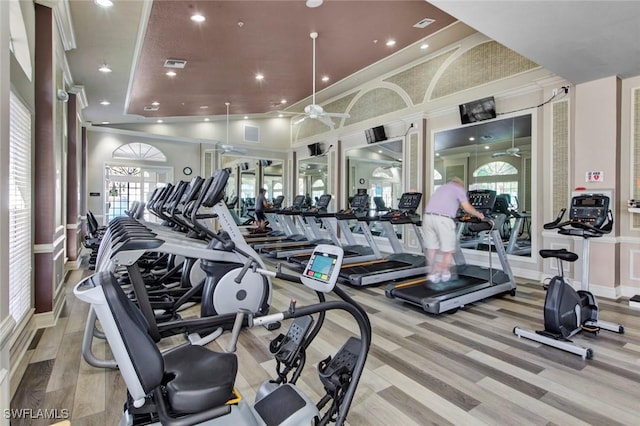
{"left": 569, "top": 194, "right": 609, "bottom": 227}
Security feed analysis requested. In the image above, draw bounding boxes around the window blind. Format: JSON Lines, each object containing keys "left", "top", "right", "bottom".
{"left": 9, "top": 91, "right": 32, "bottom": 324}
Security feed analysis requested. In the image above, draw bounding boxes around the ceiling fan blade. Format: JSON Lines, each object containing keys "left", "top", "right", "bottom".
{"left": 276, "top": 110, "right": 302, "bottom": 115}
{"left": 316, "top": 115, "right": 336, "bottom": 129}
{"left": 492, "top": 152, "right": 507, "bottom": 158}
{"left": 293, "top": 116, "right": 308, "bottom": 125}
{"left": 323, "top": 112, "right": 350, "bottom": 118}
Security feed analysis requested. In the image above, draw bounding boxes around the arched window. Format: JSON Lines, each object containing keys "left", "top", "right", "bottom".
{"left": 273, "top": 182, "right": 283, "bottom": 199}
{"left": 473, "top": 161, "right": 517, "bottom": 177}
{"left": 312, "top": 178, "right": 325, "bottom": 200}
{"left": 113, "top": 142, "right": 167, "bottom": 162}
{"left": 471, "top": 161, "right": 519, "bottom": 205}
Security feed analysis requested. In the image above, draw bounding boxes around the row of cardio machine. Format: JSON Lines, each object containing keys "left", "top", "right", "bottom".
{"left": 250, "top": 191, "right": 430, "bottom": 286}
{"left": 249, "top": 189, "right": 516, "bottom": 314}
{"left": 77, "top": 169, "right": 373, "bottom": 425}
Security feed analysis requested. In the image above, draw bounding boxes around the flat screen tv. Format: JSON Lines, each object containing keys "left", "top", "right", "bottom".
{"left": 459, "top": 96, "right": 496, "bottom": 124}
{"left": 365, "top": 125, "right": 387, "bottom": 143}
{"left": 308, "top": 142, "right": 323, "bottom": 156}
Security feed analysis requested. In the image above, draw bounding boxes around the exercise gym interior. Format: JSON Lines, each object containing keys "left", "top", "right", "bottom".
{"left": 2, "top": 1, "right": 640, "bottom": 425}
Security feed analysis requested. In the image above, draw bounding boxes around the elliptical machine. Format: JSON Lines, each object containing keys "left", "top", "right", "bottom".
{"left": 513, "top": 193, "right": 624, "bottom": 359}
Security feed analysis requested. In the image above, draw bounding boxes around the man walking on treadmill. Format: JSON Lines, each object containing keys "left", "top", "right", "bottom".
{"left": 423, "top": 177, "right": 484, "bottom": 283}
{"left": 254, "top": 188, "right": 271, "bottom": 232}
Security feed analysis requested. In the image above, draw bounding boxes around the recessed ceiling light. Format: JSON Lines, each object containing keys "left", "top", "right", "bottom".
{"left": 157, "top": 119, "right": 163, "bottom": 123}
{"left": 95, "top": 0, "right": 113, "bottom": 8}
{"left": 204, "top": 118, "right": 210, "bottom": 122}
{"left": 98, "top": 64, "right": 112, "bottom": 73}
{"left": 420, "top": 43, "right": 429, "bottom": 50}
{"left": 386, "top": 39, "right": 396, "bottom": 47}
{"left": 151, "top": 101, "right": 160, "bottom": 106}
{"left": 244, "top": 116, "right": 249, "bottom": 120}
{"left": 166, "top": 71, "right": 177, "bottom": 77}
{"left": 484, "top": 145, "right": 490, "bottom": 150}
{"left": 469, "top": 137, "right": 475, "bottom": 141}
{"left": 306, "top": 0, "right": 323, "bottom": 8}
{"left": 435, "top": 152, "right": 440, "bottom": 157}
{"left": 190, "top": 14, "right": 205, "bottom": 23}
{"left": 278, "top": 114, "right": 283, "bottom": 118}
{"left": 280, "top": 99, "right": 287, "bottom": 104}
{"left": 101, "top": 121, "right": 110, "bottom": 124}
{"left": 200, "top": 105, "right": 209, "bottom": 109}
{"left": 321, "top": 76, "right": 329, "bottom": 82}
{"left": 378, "top": 150, "right": 383, "bottom": 154}
{"left": 255, "top": 73, "right": 264, "bottom": 81}
{"left": 100, "top": 100, "right": 110, "bottom": 106}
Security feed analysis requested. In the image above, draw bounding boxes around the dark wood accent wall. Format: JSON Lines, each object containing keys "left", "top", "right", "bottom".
{"left": 66, "top": 94, "right": 78, "bottom": 261}
{"left": 34, "top": 4, "right": 56, "bottom": 313}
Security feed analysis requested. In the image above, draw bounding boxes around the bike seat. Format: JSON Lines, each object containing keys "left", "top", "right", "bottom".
{"left": 539, "top": 248, "right": 578, "bottom": 262}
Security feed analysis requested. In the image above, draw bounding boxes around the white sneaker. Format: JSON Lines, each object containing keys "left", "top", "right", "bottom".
{"left": 441, "top": 271, "right": 452, "bottom": 282}
{"left": 428, "top": 273, "right": 441, "bottom": 283}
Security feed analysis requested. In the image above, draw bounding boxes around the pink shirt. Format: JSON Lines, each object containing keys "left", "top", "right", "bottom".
{"left": 425, "top": 182, "right": 468, "bottom": 218}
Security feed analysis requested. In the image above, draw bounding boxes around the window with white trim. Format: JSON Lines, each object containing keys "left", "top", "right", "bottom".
{"left": 9, "top": 91, "right": 32, "bottom": 324}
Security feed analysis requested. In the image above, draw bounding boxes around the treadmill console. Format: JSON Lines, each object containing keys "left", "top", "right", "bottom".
{"left": 397, "top": 192, "right": 423, "bottom": 213}
{"left": 380, "top": 192, "right": 423, "bottom": 221}
{"left": 467, "top": 190, "right": 497, "bottom": 215}
{"left": 301, "top": 245, "right": 344, "bottom": 293}
{"left": 349, "top": 194, "right": 369, "bottom": 211}
{"left": 283, "top": 195, "right": 305, "bottom": 212}
{"left": 569, "top": 194, "right": 609, "bottom": 227}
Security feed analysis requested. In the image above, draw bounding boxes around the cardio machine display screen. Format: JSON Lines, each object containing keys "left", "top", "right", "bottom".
{"left": 305, "top": 252, "right": 338, "bottom": 283}
{"left": 397, "top": 193, "right": 422, "bottom": 211}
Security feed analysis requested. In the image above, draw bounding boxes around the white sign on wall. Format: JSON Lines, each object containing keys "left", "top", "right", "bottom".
{"left": 585, "top": 170, "right": 604, "bottom": 182}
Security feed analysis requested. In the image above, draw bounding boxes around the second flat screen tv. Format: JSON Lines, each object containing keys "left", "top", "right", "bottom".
{"left": 459, "top": 96, "right": 496, "bottom": 124}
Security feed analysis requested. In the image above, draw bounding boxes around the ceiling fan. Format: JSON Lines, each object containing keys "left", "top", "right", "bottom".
{"left": 492, "top": 120, "right": 520, "bottom": 158}
{"left": 214, "top": 102, "right": 247, "bottom": 155}
{"left": 280, "top": 32, "right": 350, "bottom": 129}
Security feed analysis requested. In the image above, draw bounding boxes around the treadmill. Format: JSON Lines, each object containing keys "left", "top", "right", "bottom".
{"left": 259, "top": 194, "right": 334, "bottom": 258}
{"left": 338, "top": 192, "right": 428, "bottom": 287}
{"left": 385, "top": 189, "right": 516, "bottom": 314}
{"left": 247, "top": 195, "right": 308, "bottom": 246}
{"left": 287, "top": 193, "right": 383, "bottom": 268}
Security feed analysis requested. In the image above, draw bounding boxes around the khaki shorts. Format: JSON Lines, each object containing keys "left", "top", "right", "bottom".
{"left": 422, "top": 214, "right": 457, "bottom": 253}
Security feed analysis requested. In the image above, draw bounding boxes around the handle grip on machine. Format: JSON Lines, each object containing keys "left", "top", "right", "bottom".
{"left": 543, "top": 208, "right": 566, "bottom": 229}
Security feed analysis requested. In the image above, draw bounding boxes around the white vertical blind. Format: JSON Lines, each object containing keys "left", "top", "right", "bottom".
{"left": 9, "top": 91, "right": 32, "bottom": 324}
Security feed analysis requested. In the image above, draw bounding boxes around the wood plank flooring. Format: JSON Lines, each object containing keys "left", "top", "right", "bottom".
{"left": 10, "top": 263, "right": 640, "bottom": 425}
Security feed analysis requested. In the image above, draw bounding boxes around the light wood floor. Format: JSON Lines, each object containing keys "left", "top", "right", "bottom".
{"left": 11, "top": 262, "right": 640, "bottom": 426}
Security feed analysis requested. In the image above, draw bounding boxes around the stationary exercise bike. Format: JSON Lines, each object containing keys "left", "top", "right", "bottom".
{"left": 514, "top": 193, "right": 623, "bottom": 359}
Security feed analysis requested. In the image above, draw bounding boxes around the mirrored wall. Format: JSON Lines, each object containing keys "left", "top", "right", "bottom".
{"left": 344, "top": 140, "right": 404, "bottom": 238}
{"left": 221, "top": 155, "right": 284, "bottom": 216}
{"left": 345, "top": 139, "right": 404, "bottom": 211}
{"left": 434, "top": 114, "right": 533, "bottom": 257}
{"left": 298, "top": 156, "right": 327, "bottom": 208}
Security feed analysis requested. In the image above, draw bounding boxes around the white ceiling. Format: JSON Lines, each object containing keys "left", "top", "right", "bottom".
{"left": 431, "top": 0, "right": 640, "bottom": 85}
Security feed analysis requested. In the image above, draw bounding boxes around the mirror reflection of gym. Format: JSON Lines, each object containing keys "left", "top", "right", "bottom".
{"left": 345, "top": 139, "right": 404, "bottom": 239}
{"left": 298, "top": 156, "right": 327, "bottom": 207}
{"left": 434, "top": 114, "right": 532, "bottom": 257}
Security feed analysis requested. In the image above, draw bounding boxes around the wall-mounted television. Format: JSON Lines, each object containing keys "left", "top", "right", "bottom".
{"left": 308, "top": 142, "right": 323, "bottom": 156}
{"left": 459, "top": 96, "right": 497, "bottom": 124}
{"left": 365, "top": 125, "right": 387, "bottom": 144}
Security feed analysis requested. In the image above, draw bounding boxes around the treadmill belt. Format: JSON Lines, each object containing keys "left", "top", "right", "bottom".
{"left": 392, "top": 276, "right": 487, "bottom": 304}
{"left": 340, "top": 260, "right": 410, "bottom": 276}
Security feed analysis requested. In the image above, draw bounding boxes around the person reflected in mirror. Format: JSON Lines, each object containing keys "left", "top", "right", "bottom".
{"left": 304, "top": 193, "right": 313, "bottom": 208}
{"left": 254, "top": 188, "right": 271, "bottom": 232}
{"left": 423, "top": 177, "right": 484, "bottom": 282}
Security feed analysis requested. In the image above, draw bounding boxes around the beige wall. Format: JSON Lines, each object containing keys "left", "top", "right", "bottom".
{"left": 86, "top": 129, "right": 204, "bottom": 221}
